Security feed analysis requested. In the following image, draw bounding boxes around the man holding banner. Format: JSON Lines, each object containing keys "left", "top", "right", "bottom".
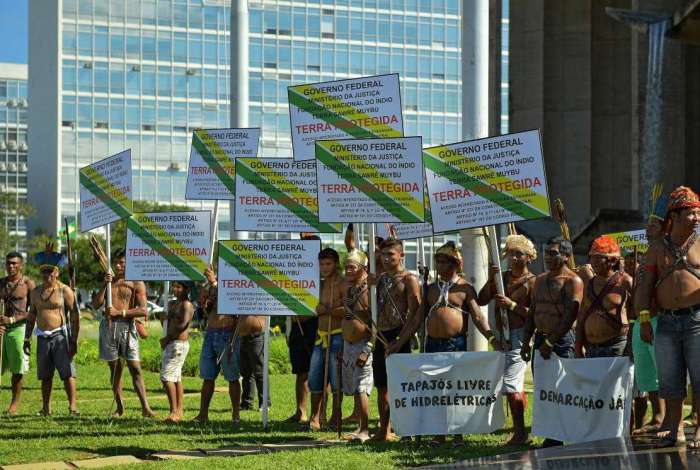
{"left": 478, "top": 235, "right": 537, "bottom": 446}
{"left": 576, "top": 236, "right": 633, "bottom": 358}
{"left": 307, "top": 248, "right": 345, "bottom": 432}
{"left": 636, "top": 186, "right": 700, "bottom": 447}
{"left": 193, "top": 266, "right": 241, "bottom": 425}
{"left": 92, "top": 249, "right": 155, "bottom": 418}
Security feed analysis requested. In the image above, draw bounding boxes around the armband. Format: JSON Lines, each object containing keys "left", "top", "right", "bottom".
{"left": 487, "top": 335, "right": 496, "bottom": 345}
{"left": 544, "top": 338, "right": 554, "bottom": 348}
{"left": 639, "top": 310, "right": 651, "bottom": 323}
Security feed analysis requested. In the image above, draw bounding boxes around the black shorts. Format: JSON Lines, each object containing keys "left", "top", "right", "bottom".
{"left": 373, "top": 327, "right": 411, "bottom": 389}
{"left": 288, "top": 317, "right": 318, "bottom": 375}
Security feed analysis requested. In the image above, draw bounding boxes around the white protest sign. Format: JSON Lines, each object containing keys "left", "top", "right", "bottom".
{"left": 315, "top": 137, "right": 425, "bottom": 223}
{"left": 376, "top": 190, "right": 433, "bottom": 240}
{"left": 217, "top": 240, "right": 320, "bottom": 317}
{"left": 605, "top": 229, "right": 648, "bottom": 254}
{"left": 533, "top": 355, "right": 634, "bottom": 444}
{"left": 125, "top": 211, "right": 211, "bottom": 281}
{"left": 234, "top": 158, "right": 341, "bottom": 234}
{"left": 79, "top": 150, "right": 133, "bottom": 231}
{"left": 185, "top": 128, "right": 260, "bottom": 200}
{"left": 423, "top": 130, "right": 551, "bottom": 233}
{"left": 288, "top": 74, "right": 404, "bottom": 161}
{"left": 387, "top": 351, "right": 505, "bottom": 436}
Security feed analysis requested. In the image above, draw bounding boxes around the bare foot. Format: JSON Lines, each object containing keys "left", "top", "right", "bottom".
{"left": 165, "top": 414, "right": 180, "bottom": 423}
{"left": 192, "top": 414, "right": 209, "bottom": 424}
{"left": 371, "top": 431, "right": 398, "bottom": 442}
{"left": 305, "top": 419, "right": 322, "bottom": 432}
{"left": 506, "top": 432, "right": 530, "bottom": 446}
{"left": 353, "top": 431, "right": 371, "bottom": 443}
{"left": 142, "top": 409, "right": 156, "bottom": 418}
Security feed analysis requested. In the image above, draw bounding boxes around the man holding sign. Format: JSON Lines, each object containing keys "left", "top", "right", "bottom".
{"left": 478, "top": 234, "right": 537, "bottom": 446}
{"left": 92, "top": 249, "right": 155, "bottom": 418}
{"left": 636, "top": 186, "right": 700, "bottom": 447}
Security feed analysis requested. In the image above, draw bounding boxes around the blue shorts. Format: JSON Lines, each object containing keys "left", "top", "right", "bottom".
{"left": 425, "top": 334, "right": 467, "bottom": 353}
{"left": 308, "top": 333, "right": 343, "bottom": 393}
{"left": 586, "top": 335, "right": 627, "bottom": 358}
{"left": 199, "top": 329, "right": 240, "bottom": 382}
{"left": 655, "top": 309, "right": 700, "bottom": 399}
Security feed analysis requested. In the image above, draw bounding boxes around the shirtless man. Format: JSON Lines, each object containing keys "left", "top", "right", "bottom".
{"left": 389, "top": 241, "right": 498, "bottom": 445}
{"left": 160, "top": 281, "right": 194, "bottom": 422}
{"left": 193, "top": 266, "right": 241, "bottom": 425}
{"left": 0, "top": 252, "right": 35, "bottom": 415}
{"left": 341, "top": 250, "right": 373, "bottom": 442}
{"left": 575, "top": 236, "right": 633, "bottom": 358}
{"left": 307, "top": 248, "right": 345, "bottom": 431}
{"left": 92, "top": 249, "right": 154, "bottom": 418}
{"left": 24, "top": 250, "right": 79, "bottom": 416}
{"left": 635, "top": 186, "right": 700, "bottom": 447}
{"left": 521, "top": 236, "right": 583, "bottom": 447}
{"left": 372, "top": 239, "right": 420, "bottom": 441}
{"left": 478, "top": 235, "right": 537, "bottom": 445}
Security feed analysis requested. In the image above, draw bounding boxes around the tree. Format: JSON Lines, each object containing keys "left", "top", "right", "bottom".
{"left": 0, "top": 190, "right": 35, "bottom": 254}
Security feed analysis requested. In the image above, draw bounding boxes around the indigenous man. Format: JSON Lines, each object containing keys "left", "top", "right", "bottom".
{"left": 341, "top": 249, "right": 373, "bottom": 442}
{"left": 388, "top": 241, "right": 499, "bottom": 445}
{"left": 477, "top": 235, "right": 537, "bottom": 445}
{"left": 24, "top": 249, "right": 79, "bottom": 416}
{"left": 160, "top": 280, "right": 194, "bottom": 422}
{"left": 92, "top": 249, "right": 154, "bottom": 418}
{"left": 372, "top": 238, "right": 421, "bottom": 441}
{"left": 239, "top": 315, "right": 266, "bottom": 410}
{"left": 635, "top": 186, "right": 700, "bottom": 447}
{"left": 193, "top": 266, "right": 241, "bottom": 425}
{"left": 307, "top": 248, "right": 345, "bottom": 431}
{"left": 521, "top": 236, "right": 583, "bottom": 447}
{"left": 285, "top": 234, "right": 320, "bottom": 424}
{"left": 0, "top": 252, "right": 35, "bottom": 415}
{"left": 575, "top": 236, "right": 633, "bottom": 358}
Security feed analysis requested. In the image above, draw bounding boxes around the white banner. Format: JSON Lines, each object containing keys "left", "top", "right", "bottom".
{"left": 288, "top": 74, "right": 404, "bottom": 161}
{"left": 217, "top": 240, "right": 320, "bottom": 317}
{"left": 79, "top": 150, "right": 133, "bottom": 231}
{"left": 234, "top": 158, "right": 341, "bottom": 233}
{"left": 533, "top": 355, "right": 634, "bottom": 444}
{"left": 125, "top": 211, "right": 211, "bottom": 281}
{"left": 315, "top": 137, "right": 425, "bottom": 223}
{"left": 185, "top": 128, "right": 260, "bottom": 200}
{"left": 387, "top": 352, "right": 505, "bottom": 436}
{"left": 423, "top": 130, "right": 550, "bottom": 232}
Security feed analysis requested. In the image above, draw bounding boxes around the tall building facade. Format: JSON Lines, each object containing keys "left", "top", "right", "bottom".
{"left": 0, "top": 63, "right": 29, "bottom": 241}
{"left": 28, "top": 0, "right": 465, "bottom": 267}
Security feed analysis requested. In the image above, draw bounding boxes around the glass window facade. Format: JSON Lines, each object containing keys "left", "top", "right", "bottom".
{"left": 0, "top": 75, "right": 28, "bottom": 237}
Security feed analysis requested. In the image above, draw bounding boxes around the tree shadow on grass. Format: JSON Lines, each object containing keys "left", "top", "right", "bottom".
{"left": 66, "top": 445, "right": 159, "bottom": 460}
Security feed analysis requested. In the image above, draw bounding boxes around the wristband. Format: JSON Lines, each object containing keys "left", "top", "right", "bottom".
{"left": 509, "top": 300, "right": 517, "bottom": 311}
{"left": 639, "top": 310, "right": 651, "bottom": 323}
{"left": 122, "top": 310, "right": 126, "bottom": 318}
{"left": 629, "top": 319, "right": 636, "bottom": 324}
{"left": 9, "top": 317, "right": 14, "bottom": 325}
{"left": 488, "top": 335, "right": 496, "bottom": 345}
{"left": 544, "top": 338, "right": 554, "bottom": 348}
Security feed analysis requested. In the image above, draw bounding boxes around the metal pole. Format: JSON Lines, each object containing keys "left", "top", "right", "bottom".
{"left": 461, "top": 0, "right": 490, "bottom": 351}
{"left": 105, "top": 224, "right": 112, "bottom": 308}
{"left": 230, "top": 0, "right": 248, "bottom": 241}
{"left": 369, "top": 224, "right": 378, "bottom": 333}
{"left": 209, "top": 200, "right": 219, "bottom": 265}
{"left": 262, "top": 316, "right": 270, "bottom": 430}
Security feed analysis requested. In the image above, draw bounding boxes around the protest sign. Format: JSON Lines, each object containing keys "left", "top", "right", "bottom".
{"left": 532, "top": 355, "right": 634, "bottom": 444}
{"left": 217, "top": 240, "right": 320, "bottom": 316}
{"left": 387, "top": 351, "right": 505, "bottom": 436}
{"left": 234, "top": 158, "right": 341, "bottom": 233}
{"left": 125, "top": 211, "right": 210, "bottom": 281}
{"left": 288, "top": 74, "right": 403, "bottom": 160}
{"left": 605, "top": 229, "right": 648, "bottom": 254}
{"left": 79, "top": 150, "right": 133, "bottom": 231}
{"left": 423, "top": 130, "right": 550, "bottom": 233}
{"left": 185, "top": 128, "right": 260, "bottom": 200}
{"left": 376, "top": 189, "right": 433, "bottom": 240}
{"left": 315, "top": 137, "right": 424, "bottom": 223}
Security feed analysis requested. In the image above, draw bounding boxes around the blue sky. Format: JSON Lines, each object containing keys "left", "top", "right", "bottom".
{"left": 0, "top": 0, "right": 28, "bottom": 64}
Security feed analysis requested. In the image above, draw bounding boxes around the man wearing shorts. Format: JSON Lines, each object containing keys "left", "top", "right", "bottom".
{"left": 478, "top": 235, "right": 536, "bottom": 445}
{"left": 193, "top": 266, "right": 241, "bottom": 425}
{"left": 160, "top": 281, "right": 193, "bottom": 422}
{"left": 0, "top": 251, "right": 35, "bottom": 415}
{"left": 24, "top": 248, "right": 79, "bottom": 416}
{"left": 92, "top": 249, "right": 154, "bottom": 418}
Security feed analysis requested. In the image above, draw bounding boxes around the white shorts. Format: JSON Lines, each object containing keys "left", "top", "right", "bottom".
{"left": 160, "top": 340, "right": 190, "bottom": 382}
{"left": 503, "top": 327, "right": 527, "bottom": 394}
{"left": 342, "top": 339, "right": 373, "bottom": 396}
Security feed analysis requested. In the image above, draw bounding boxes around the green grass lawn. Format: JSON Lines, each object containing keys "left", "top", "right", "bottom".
{"left": 0, "top": 328, "right": 538, "bottom": 469}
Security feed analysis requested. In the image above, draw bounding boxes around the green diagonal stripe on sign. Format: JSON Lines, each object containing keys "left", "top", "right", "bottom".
{"left": 315, "top": 143, "right": 423, "bottom": 223}
{"left": 219, "top": 243, "right": 316, "bottom": 317}
{"left": 237, "top": 160, "right": 340, "bottom": 233}
{"left": 422, "top": 152, "right": 548, "bottom": 220}
{"left": 127, "top": 216, "right": 206, "bottom": 281}
{"left": 288, "top": 88, "right": 402, "bottom": 140}
{"left": 79, "top": 171, "right": 132, "bottom": 220}
{"left": 191, "top": 131, "right": 236, "bottom": 195}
